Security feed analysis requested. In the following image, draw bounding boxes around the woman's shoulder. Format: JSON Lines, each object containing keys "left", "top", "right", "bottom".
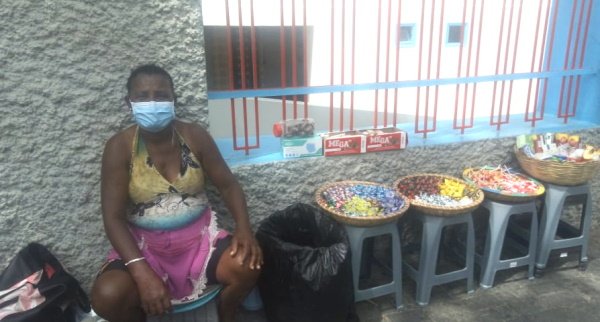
{"left": 104, "top": 125, "right": 137, "bottom": 153}
{"left": 175, "top": 120, "right": 210, "bottom": 139}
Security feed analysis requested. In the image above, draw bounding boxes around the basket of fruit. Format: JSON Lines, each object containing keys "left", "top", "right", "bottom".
{"left": 315, "top": 181, "right": 410, "bottom": 226}
{"left": 394, "top": 173, "right": 484, "bottom": 216}
{"left": 463, "top": 166, "right": 545, "bottom": 202}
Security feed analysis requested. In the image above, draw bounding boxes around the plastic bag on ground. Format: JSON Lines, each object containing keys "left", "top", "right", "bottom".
{"left": 256, "top": 203, "right": 359, "bottom": 322}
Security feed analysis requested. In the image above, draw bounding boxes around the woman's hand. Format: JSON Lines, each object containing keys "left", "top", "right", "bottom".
{"left": 130, "top": 263, "right": 172, "bottom": 316}
{"left": 230, "top": 229, "right": 263, "bottom": 270}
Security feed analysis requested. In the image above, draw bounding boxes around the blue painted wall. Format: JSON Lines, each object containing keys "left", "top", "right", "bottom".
{"left": 545, "top": 0, "right": 599, "bottom": 123}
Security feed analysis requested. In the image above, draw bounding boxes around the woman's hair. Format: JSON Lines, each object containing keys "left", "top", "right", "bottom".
{"left": 126, "top": 64, "right": 176, "bottom": 97}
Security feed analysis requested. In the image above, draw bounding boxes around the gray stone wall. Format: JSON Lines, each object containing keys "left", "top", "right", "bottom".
{"left": 1, "top": 0, "right": 599, "bottom": 295}
{"left": 0, "top": 0, "right": 207, "bottom": 291}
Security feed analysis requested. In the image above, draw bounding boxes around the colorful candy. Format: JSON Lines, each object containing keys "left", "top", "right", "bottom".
{"left": 396, "top": 175, "right": 475, "bottom": 208}
{"left": 322, "top": 184, "right": 404, "bottom": 217}
{"left": 466, "top": 166, "right": 541, "bottom": 195}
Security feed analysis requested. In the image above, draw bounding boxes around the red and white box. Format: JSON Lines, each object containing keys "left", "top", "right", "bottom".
{"left": 363, "top": 127, "right": 408, "bottom": 153}
{"left": 321, "top": 130, "right": 366, "bottom": 156}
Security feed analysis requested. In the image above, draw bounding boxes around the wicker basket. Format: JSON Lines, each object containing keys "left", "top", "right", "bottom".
{"left": 514, "top": 148, "right": 600, "bottom": 186}
{"left": 394, "top": 173, "right": 484, "bottom": 216}
{"left": 315, "top": 180, "right": 410, "bottom": 227}
{"left": 462, "top": 167, "right": 545, "bottom": 203}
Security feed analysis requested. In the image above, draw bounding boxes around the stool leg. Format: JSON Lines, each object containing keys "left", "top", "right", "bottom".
{"left": 480, "top": 209, "right": 508, "bottom": 289}
{"left": 466, "top": 215, "right": 475, "bottom": 293}
{"left": 579, "top": 188, "right": 592, "bottom": 270}
{"left": 415, "top": 218, "right": 443, "bottom": 306}
{"left": 345, "top": 226, "right": 365, "bottom": 299}
{"left": 536, "top": 188, "right": 564, "bottom": 270}
{"left": 527, "top": 206, "right": 539, "bottom": 279}
{"left": 392, "top": 226, "right": 403, "bottom": 310}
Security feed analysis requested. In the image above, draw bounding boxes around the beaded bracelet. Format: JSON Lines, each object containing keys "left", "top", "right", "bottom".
{"left": 124, "top": 257, "right": 146, "bottom": 266}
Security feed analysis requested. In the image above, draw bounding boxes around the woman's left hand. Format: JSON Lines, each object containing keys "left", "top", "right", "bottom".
{"left": 230, "top": 229, "right": 263, "bottom": 270}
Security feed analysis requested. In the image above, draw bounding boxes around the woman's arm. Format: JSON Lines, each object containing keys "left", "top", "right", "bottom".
{"left": 100, "top": 133, "right": 172, "bottom": 315}
{"left": 187, "top": 124, "right": 263, "bottom": 270}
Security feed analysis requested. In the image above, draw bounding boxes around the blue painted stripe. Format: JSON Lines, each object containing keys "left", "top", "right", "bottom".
{"left": 208, "top": 69, "right": 598, "bottom": 100}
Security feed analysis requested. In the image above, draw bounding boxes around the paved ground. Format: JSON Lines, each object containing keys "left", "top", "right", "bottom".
{"left": 237, "top": 227, "right": 600, "bottom": 322}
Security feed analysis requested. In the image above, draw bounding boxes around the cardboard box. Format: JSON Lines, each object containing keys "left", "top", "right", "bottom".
{"left": 281, "top": 135, "right": 323, "bottom": 159}
{"left": 321, "top": 130, "right": 366, "bottom": 156}
{"left": 363, "top": 127, "right": 408, "bottom": 153}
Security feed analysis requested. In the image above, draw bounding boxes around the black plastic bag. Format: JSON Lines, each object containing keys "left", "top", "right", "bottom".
{"left": 0, "top": 243, "right": 90, "bottom": 322}
{"left": 256, "top": 203, "right": 359, "bottom": 322}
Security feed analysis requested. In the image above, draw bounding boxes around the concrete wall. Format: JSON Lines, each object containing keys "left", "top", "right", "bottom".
{"left": 1, "top": 0, "right": 599, "bottom": 295}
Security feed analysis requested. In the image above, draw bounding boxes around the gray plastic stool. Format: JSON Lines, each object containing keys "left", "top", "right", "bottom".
{"left": 477, "top": 199, "right": 538, "bottom": 288}
{"left": 403, "top": 211, "right": 475, "bottom": 306}
{"left": 345, "top": 221, "right": 403, "bottom": 310}
{"left": 536, "top": 183, "right": 592, "bottom": 273}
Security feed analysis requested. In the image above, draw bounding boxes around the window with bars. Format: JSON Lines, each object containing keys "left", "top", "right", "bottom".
{"left": 202, "top": 0, "right": 599, "bottom": 157}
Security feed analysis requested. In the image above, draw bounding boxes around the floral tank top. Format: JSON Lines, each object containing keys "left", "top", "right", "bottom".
{"left": 127, "top": 128, "right": 209, "bottom": 230}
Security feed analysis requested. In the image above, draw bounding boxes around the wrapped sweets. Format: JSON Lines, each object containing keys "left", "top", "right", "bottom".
{"left": 467, "top": 166, "right": 541, "bottom": 195}
{"left": 322, "top": 184, "right": 404, "bottom": 217}
{"left": 397, "top": 177, "right": 473, "bottom": 207}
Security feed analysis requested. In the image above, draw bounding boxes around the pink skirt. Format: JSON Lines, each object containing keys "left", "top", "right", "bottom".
{"left": 107, "top": 208, "right": 229, "bottom": 303}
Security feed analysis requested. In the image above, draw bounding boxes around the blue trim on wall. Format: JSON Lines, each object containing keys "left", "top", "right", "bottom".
{"left": 208, "top": 69, "right": 596, "bottom": 100}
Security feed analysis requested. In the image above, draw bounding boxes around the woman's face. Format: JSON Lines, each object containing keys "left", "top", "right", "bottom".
{"left": 128, "top": 74, "right": 174, "bottom": 103}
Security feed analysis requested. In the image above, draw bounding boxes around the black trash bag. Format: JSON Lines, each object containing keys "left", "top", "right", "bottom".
{"left": 0, "top": 243, "right": 91, "bottom": 322}
{"left": 256, "top": 203, "right": 359, "bottom": 322}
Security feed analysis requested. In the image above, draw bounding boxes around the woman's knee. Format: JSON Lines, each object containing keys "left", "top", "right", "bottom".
{"left": 217, "top": 254, "right": 260, "bottom": 287}
{"left": 91, "top": 270, "right": 139, "bottom": 314}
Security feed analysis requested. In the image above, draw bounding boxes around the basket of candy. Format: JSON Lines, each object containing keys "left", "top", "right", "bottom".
{"left": 514, "top": 133, "right": 600, "bottom": 186}
{"left": 394, "top": 174, "right": 484, "bottom": 216}
{"left": 315, "top": 181, "right": 410, "bottom": 226}
{"left": 463, "top": 166, "right": 545, "bottom": 202}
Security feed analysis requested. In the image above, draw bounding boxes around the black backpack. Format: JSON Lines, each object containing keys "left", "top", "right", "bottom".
{"left": 0, "top": 243, "right": 91, "bottom": 322}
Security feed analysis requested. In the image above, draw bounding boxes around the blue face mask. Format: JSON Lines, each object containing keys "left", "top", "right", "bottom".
{"left": 131, "top": 101, "right": 175, "bottom": 133}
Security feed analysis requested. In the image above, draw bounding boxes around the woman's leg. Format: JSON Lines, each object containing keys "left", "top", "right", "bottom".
{"left": 215, "top": 246, "right": 261, "bottom": 322}
{"left": 91, "top": 262, "right": 145, "bottom": 322}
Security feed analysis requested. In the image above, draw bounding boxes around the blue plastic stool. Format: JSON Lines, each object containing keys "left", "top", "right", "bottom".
{"left": 344, "top": 221, "right": 403, "bottom": 310}
{"left": 476, "top": 199, "right": 538, "bottom": 288}
{"left": 147, "top": 284, "right": 222, "bottom": 322}
{"left": 536, "top": 183, "right": 592, "bottom": 273}
{"left": 403, "top": 211, "right": 475, "bottom": 306}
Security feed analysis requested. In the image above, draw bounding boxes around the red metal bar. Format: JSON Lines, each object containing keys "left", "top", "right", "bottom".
{"left": 459, "top": 0, "right": 479, "bottom": 133}
{"left": 237, "top": 0, "right": 250, "bottom": 154}
{"left": 250, "top": 0, "right": 260, "bottom": 150}
{"left": 224, "top": 0, "right": 238, "bottom": 151}
{"left": 557, "top": 0, "right": 578, "bottom": 120}
{"left": 374, "top": 0, "right": 383, "bottom": 128}
{"left": 490, "top": 0, "right": 508, "bottom": 126}
{"left": 340, "top": 0, "right": 346, "bottom": 131}
{"left": 563, "top": 0, "right": 586, "bottom": 122}
{"left": 571, "top": 0, "right": 594, "bottom": 121}
{"left": 329, "top": 0, "right": 335, "bottom": 132}
{"left": 505, "top": 0, "right": 524, "bottom": 126}
{"left": 383, "top": 0, "right": 393, "bottom": 127}
{"left": 433, "top": 0, "right": 445, "bottom": 132}
{"left": 392, "top": 0, "right": 402, "bottom": 127}
{"left": 292, "top": 0, "right": 298, "bottom": 119}
{"left": 452, "top": 0, "right": 467, "bottom": 131}
{"left": 280, "top": 0, "right": 287, "bottom": 121}
{"left": 423, "top": 0, "right": 436, "bottom": 134}
{"left": 303, "top": 0, "right": 308, "bottom": 118}
{"left": 494, "top": 0, "right": 516, "bottom": 130}
{"left": 350, "top": 0, "right": 356, "bottom": 130}
{"left": 525, "top": 0, "right": 547, "bottom": 124}
{"left": 538, "top": 0, "right": 560, "bottom": 123}
{"left": 415, "top": 0, "right": 426, "bottom": 136}
{"left": 470, "top": 0, "right": 485, "bottom": 129}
